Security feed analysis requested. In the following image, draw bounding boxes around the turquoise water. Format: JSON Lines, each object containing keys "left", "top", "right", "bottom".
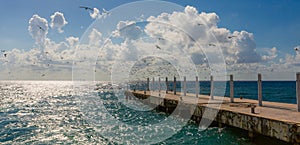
{"left": 0, "top": 81, "right": 293, "bottom": 144}
{"left": 137, "top": 81, "right": 296, "bottom": 104}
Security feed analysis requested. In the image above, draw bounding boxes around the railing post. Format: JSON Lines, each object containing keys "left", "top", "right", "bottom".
{"left": 297, "top": 73, "right": 300, "bottom": 112}
{"left": 158, "top": 77, "right": 161, "bottom": 96}
{"left": 258, "top": 73, "right": 262, "bottom": 106}
{"left": 166, "top": 77, "right": 168, "bottom": 93}
{"left": 184, "top": 76, "right": 187, "bottom": 96}
{"left": 152, "top": 77, "right": 155, "bottom": 91}
{"left": 230, "top": 75, "right": 234, "bottom": 103}
{"left": 196, "top": 76, "right": 199, "bottom": 98}
{"left": 134, "top": 82, "right": 136, "bottom": 92}
{"left": 210, "top": 75, "right": 214, "bottom": 100}
{"left": 144, "top": 81, "right": 146, "bottom": 94}
{"left": 174, "top": 76, "right": 176, "bottom": 95}
{"left": 147, "top": 78, "right": 150, "bottom": 91}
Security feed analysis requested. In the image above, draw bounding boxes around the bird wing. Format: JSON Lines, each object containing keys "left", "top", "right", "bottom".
{"left": 102, "top": 8, "right": 111, "bottom": 14}
{"left": 79, "top": 6, "right": 93, "bottom": 11}
{"left": 36, "top": 25, "right": 45, "bottom": 31}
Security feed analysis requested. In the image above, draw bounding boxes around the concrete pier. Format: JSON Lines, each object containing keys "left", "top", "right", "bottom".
{"left": 127, "top": 91, "right": 300, "bottom": 144}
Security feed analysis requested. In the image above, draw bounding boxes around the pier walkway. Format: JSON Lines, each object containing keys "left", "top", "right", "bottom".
{"left": 128, "top": 90, "right": 300, "bottom": 144}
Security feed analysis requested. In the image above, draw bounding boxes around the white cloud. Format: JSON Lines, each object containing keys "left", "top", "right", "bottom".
{"left": 145, "top": 6, "right": 264, "bottom": 67}
{"left": 113, "top": 21, "right": 142, "bottom": 40}
{"left": 262, "top": 47, "right": 277, "bottom": 61}
{"left": 3, "top": 6, "right": 297, "bottom": 80}
{"left": 90, "top": 8, "right": 100, "bottom": 19}
{"left": 28, "top": 14, "right": 48, "bottom": 45}
{"left": 50, "top": 12, "right": 68, "bottom": 33}
{"left": 66, "top": 36, "right": 79, "bottom": 48}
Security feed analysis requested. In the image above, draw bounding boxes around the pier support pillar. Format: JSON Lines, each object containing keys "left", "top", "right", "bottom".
{"left": 184, "top": 76, "right": 187, "bottom": 96}
{"left": 174, "top": 77, "right": 176, "bottom": 95}
{"left": 248, "top": 131, "right": 254, "bottom": 140}
{"left": 297, "top": 73, "right": 300, "bottom": 112}
{"left": 258, "top": 73, "right": 262, "bottom": 106}
{"left": 166, "top": 77, "right": 168, "bottom": 93}
{"left": 195, "top": 76, "right": 199, "bottom": 98}
{"left": 230, "top": 75, "right": 234, "bottom": 103}
{"left": 210, "top": 75, "right": 214, "bottom": 100}
{"left": 218, "top": 122, "right": 223, "bottom": 128}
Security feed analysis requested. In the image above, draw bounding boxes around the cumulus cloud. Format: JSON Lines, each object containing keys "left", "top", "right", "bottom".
{"left": 66, "top": 36, "right": 79, "bottom": 47}
{"left": 90, "top": 8, "right": 100, "bottom": 19}
{"left": 3, "top": 6, "right": 294, "bottom": 80}
{"left": 284, "top": 50, "right": 300, "bottom": 66}
{"left": 28, "top": 14, "right": 48, "bottom": 45}
{"left": 262, "top": 47, "right": 277, "bottom": 61}
{"left": 50, "top": 12, "right": 68, "bottom": 33}
{"left": 113, "top": 21, "right": 142, "bottom": 40}
{"left": 145, "top": 6, "right": 267, "bottom": 66}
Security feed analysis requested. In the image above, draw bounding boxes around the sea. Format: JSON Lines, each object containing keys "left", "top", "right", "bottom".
{"left": 0, "top": 81, "right": 295, "bottom": 144}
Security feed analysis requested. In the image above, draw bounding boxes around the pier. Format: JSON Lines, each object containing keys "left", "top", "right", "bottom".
{"left": 125, "top": 74, "right": 300, "bottom": 144}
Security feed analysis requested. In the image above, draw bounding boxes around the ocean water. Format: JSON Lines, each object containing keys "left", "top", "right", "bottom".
{"left": 0, "top": 81, "right": 293, "bottom": 144}
{"left": 141, "top": 81, "right": 296, "bottom": 104}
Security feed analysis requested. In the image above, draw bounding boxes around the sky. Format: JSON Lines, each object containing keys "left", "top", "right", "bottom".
{"left": 0, "top": 0, "right": 300, "bottom": 81}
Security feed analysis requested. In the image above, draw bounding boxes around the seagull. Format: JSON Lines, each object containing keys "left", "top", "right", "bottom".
{"left": 228, "top": 36, "right": 237, "bottom": 39}
{"left": 208, "top": 43, "right": 216, "bottom": 47}
{"left": 155, "top": 45, "right": 161, "bottom": 49}
{"left": 37, "top": 25, "right": 45, "bottom": 31}
{"left": 158, "top": 37, "right": 165, "bottom": 41}
{"left": 197, "top": 23, "right": 204, "bottom": 26}
{"left": 102, "top": 8, "right": 111, "bottom": 15}
{"left": 79, "top": 6, "right": 93, "bottom": 11}
{"left": 41, "top": 74, "right": 46, "bottom": 77}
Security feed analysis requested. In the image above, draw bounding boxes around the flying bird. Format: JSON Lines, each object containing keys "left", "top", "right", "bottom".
{"left": 158, "top": 37, "right": 165, "bottom": 41}
{"left": 102, "top": 8, "right": 111, "bottom": 15}
{"left": 155, "top": 45, "right": 162, "bottom": 49}
{"left": 79, "top": 6, "right": 93, "bottom": 11}
{"left": 208, "top": 43, "right": 216, "bottom": 47}
{"left": 228, "top": 36, "right": 237, "bottom": 39}
{"left": 37, "top": 25, "right": 45, "bottom": 31}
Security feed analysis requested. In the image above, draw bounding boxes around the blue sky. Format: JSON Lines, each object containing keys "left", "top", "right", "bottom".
{"left": 1, "top": 0, "right": 300, "bottom": 52}
{"left": 0, "top": 0, "right": 300, "bottom": 80}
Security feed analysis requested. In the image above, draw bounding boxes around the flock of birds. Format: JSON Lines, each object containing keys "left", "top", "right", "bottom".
{"left": 1, "top": 6, "right": 300, "bottom": 78}
{"left": 1, "top": 6, "right": 111, "bottom": 78}
{"left": 79, "top": 6, "right": 111, "bottom": 15}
